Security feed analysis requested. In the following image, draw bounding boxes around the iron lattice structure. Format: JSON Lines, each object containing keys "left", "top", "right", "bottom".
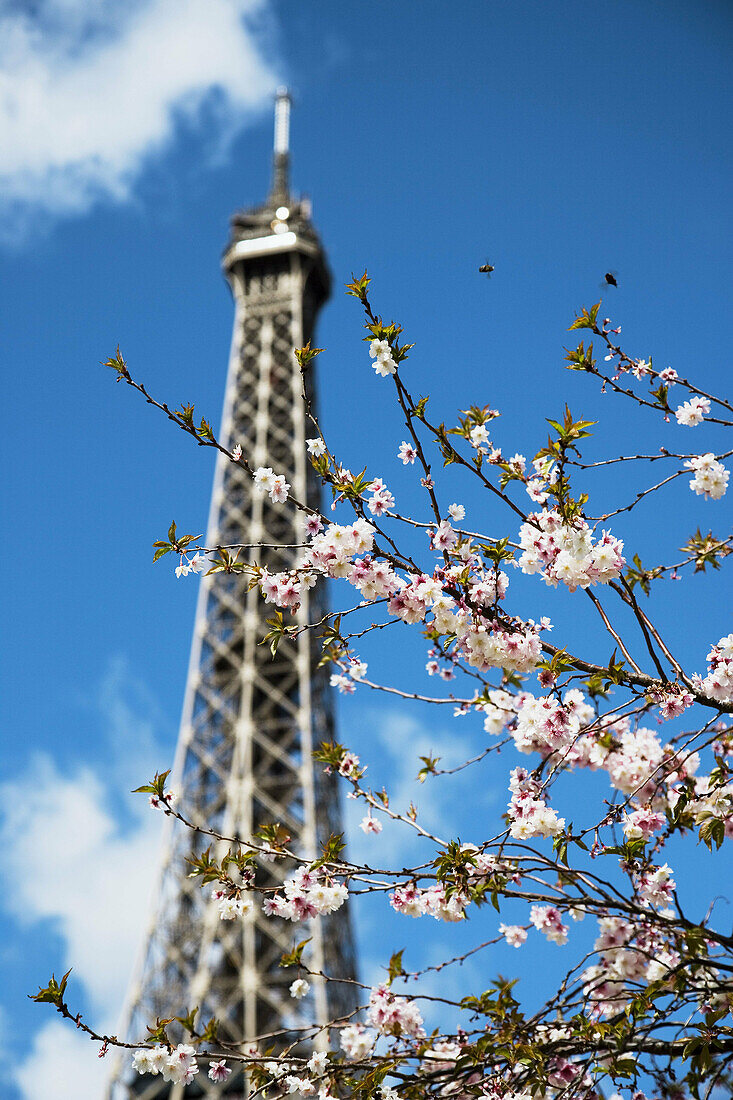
{"left": 108, "top": 92, "right": 358, "bottom": 1099}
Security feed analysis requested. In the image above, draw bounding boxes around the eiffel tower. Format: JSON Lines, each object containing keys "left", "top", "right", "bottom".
{"left": 108, "top": 89, "right": 358, "bottom": 1098}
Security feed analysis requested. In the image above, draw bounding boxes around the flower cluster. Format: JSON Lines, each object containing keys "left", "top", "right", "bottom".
{"left": 510, "top": 689, "right": 593, "bottom": 756}
{"left": 622, "top": 806, "right": 666, "bottom": 841}
{"left": 507, "top": 767, "right": 565, "bottom": 840}
{"left": 263, "top": 866, "right": 348, "bottom": 922}
{"left": 175, "top": 552, "right": 205, "bottom": 579}
{"left": 132, "top": 1044, "right": 199, "bottom": 1085}
{"left": 390, "top": 881, "right": 469, "bottom": 922}
{"left": 263, "top": 1051, "right": 330, "bottom": 1095}
{"left": 590, "top": 723, "right": 667, "bottom": 798}
{"left": 650, "top": 683, "right": 694, "bottom": 721}
{"left": 685, "top": 453, "right": 729, "bottom": 499}
{"left": 582, "top": 916, "right": 679, "bottom": 1017}
{"left": 254, "top": 466, "right": 290, "bottom": 503}
{"left": 367, "top": 477, "right": 396, "bottom": 516}
{"left": 369, "top": 338, "right": 397, "bottom": 377}
{"left": 258, "top": 518, "right": 378, "bottom": 611}
{"left": 529, "top": 905, "right": 569, "bottom": 945}
{"left": 481, "top": 688, "right": 517, "bottom": 735}
{"left": 340, "top": 1024, "right": 374, "bottom": 1060}
{"left": 261, "top": 567, "right": 315, "bottom": 611}
{"left": 306, "top": 519, "right": 377, "bottom": 577}
{"left": 636, "top": 863, "right": 676, "bottom": 910}
{"left": 518, "top": 510, "right": 625, "bottom": 591}
{"left": 367, "top": 985, "right": 425, "bottom": 1038}
{"left": 699, "top": 634, "right": 733, "bottom": 703}
{"left": 460, "top": 623, "right": 542, "bottom": 674}
{"left": 251, "top": 499, "right": 551, "bottom": 681}
{"left": 213, "top": 889, "right": 254, "bottom": 921}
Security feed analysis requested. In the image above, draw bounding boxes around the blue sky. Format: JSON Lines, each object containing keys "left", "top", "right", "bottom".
{"left": 2, "top": 1, "right": 732, "bottom": 1095}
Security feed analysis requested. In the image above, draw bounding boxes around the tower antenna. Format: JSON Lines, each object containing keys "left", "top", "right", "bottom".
{"left": 270, "top": 86, "right": 291, "bottom": 205}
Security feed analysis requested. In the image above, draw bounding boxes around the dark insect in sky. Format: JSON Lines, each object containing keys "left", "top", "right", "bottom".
{"left": 604, "top": 271, "right": 618, "bottom": 287}
{"left": 479, "top": 263, "right": 495, "bottom": 276}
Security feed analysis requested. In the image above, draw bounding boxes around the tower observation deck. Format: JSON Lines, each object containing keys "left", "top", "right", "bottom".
{"left": 108, "top": 89, "right": 359, "bottom": 1099}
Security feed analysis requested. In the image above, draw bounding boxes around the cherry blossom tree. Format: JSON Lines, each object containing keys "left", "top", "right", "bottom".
{"left": 34, "top": 274, "right": 733, "bottom": 1100}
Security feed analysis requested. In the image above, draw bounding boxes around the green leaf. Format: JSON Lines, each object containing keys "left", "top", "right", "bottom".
{"left": 681, "top": 528, "right": 731, "bottom": 573}
{"left": 294, "top": 342, "right": 324, "bottom": 368}
{"left": 103, "top": 345, "right": 129, "bottom": 380}
{"left": 625, "top": 552, "right": 662, "bottom": 596}
{"left": 564, "top": 340, "right": 596, "bottom": 371}
{"left": 322, "top": 832, "right": 346, "bottom": 861}
{"left": 568, "top": 302, "right": 602, "bottom": 331}
{"left": 417, "top": 754, "right": 440, "bottom": 782}
{"left": 256, "top": 822, "right": 291, "bottom": 850}
{"left": 386, "top": 949, "right": 405, "bottom": 986}
{"left": 186, "top": 846, "right": 221, "bottom": 885}
{"left": 313, "top": 741, "right": 346, "bottom": 768}
{"left": 280, "top": 938, "right": 312, "bottom": 968}
{"left": 699, "top": 815, "right": 725, "bottom": 851}
{"left": 259, "top": 612, "right": 297, "bottom": 657}
{"left": 132, "top": 769, "right": 171, "bottom": 798}
{"left": 30, "top": 968, "right": 72, "bottom": 1006}
{"left": 146, "top": 1018, "right": 173, "bottom": 1045}
{"left": 345, "top": 270, "right": 371, "bottom": 301}
{"left": 174, "top": 1006, "right": 199, "bottom": 1035}
{"left": 199, "top": 1015, "right": 219, "bottom": 1044}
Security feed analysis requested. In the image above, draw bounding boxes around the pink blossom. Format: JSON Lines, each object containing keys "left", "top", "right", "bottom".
{"left": 530, "top": 905, "right": 569, "bottom": 945}
{"left": 623, "top": 807, "right": 666, "bottom": 841}
{"left": 339, "top": 751, "right": 361, "bottom": 777}
{"left": 367, "top": 985, "right": 424, "bottom": 1038}
{"left": 432, "top": 520, "right": 457, "bottom": 552}
{"left": 269, "top": 474, "right": 290, "bottom": 503}
{"left": 499, "top": 923, "right": 527, "bottom": 947}
{"left": 208, "top": 1060, "right": 232, "bottom": 1082}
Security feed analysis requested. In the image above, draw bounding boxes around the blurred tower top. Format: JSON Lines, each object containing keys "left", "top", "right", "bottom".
{"left": 269, "top": 86, "right": 291, "bottom": 207}
{"left": 225, "top": 88, "right": 326, "bottom": 294}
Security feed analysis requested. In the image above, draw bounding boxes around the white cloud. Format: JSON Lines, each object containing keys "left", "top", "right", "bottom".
{"left": 1, "top": 755, "right": 161, "bottom": 1018}
{"left": 14, "top": 1020, "right": 111, "bottom": 1100}
{"left": 0, "top": 659, "right": 167, "bottom": 1096}
{"left": 0, "top": 0, "right": 279, "bottom": 231}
